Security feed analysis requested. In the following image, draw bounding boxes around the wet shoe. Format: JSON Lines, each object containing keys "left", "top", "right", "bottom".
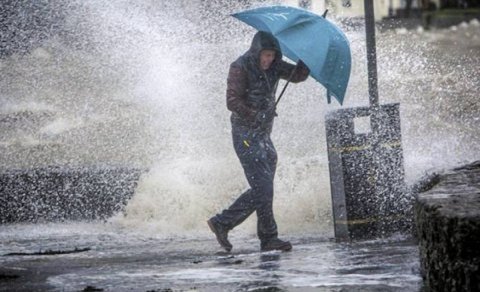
{"left": 207, "top": 218, "right": 232, "bottom": 252}
{"left": 261, "top": 238, "right": 292, "bottom": 252}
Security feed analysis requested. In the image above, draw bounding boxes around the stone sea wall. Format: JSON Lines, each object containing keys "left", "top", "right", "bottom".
{"left": 0, "top": 166, "right": 144, "bottom": 223}
{"left": 415, "top": 160, "right": 480, "bottom": 292}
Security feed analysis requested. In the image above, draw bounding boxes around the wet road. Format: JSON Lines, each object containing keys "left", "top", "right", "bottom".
{"left": 0, "top": 223, "right": 421, "bottom": 291}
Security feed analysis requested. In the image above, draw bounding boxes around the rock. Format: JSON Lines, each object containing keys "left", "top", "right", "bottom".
{"left": 415, "top": 160, "right": 480, "bottom": 292}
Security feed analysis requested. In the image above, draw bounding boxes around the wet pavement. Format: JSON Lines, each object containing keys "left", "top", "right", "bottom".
{"left": 0, "top": 223, "right": 422, "bottom": 291}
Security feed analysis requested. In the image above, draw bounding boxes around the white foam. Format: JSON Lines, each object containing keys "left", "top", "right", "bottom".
{"left": 0, "top": 102, "right": 55, "bottom": 114}
{"left": 31, "top": 47, "right": 52, "bottom": 60}
{"left": 395, "top": 27, "right": 408, "bottom": 35}
{"left": 459, "top": 21, "right": 469, "bottom": 29}
{"left": 40, "top": 118, "right": 84, "bottom": 136}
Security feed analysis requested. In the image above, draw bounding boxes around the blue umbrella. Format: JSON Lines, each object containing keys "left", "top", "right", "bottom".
{"left": 232, "top": 5, "right": 351, "bottom": 105}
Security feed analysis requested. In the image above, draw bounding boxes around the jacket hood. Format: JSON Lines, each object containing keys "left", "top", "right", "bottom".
{"left": 247, "top": 31, "right": 283, "bottom": 65}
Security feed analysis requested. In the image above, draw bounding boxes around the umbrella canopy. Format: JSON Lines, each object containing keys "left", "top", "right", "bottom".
{"left": 232, "top": 5, "right": 351, "bottom": 105}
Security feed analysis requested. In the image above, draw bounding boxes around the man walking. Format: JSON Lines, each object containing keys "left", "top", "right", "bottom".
{"left": 208, "top": 31, "right": 310, "bottom": 252}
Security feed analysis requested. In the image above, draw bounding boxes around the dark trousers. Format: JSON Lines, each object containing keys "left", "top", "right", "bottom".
{"left": 214, "top": 127, "right": 278, "bottom": 243}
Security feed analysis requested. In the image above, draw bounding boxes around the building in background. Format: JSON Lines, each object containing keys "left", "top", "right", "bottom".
{"left": 283, "top": 0, "right": 432, "bottom": 19}
{"left": 283, "top": 0, "right": 480, "bottom": 18}
{"left": 282, "top": 0, "right": 479, "bottom": 28}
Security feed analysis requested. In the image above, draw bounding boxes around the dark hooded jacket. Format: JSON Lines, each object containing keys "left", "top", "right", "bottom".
{"left": 226, "top": 31, "right": 310, "bottom": 134}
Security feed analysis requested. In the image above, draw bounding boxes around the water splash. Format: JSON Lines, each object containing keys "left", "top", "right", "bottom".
{"left": 0, "top": 1, "right": 478, "bottom": 235}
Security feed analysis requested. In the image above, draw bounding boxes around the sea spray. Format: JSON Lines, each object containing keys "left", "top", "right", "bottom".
{"left": 0, "top": 1, "right": 478, "bottom": 236}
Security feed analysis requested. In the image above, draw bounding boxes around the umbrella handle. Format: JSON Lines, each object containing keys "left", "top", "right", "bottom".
{"left": 274, "top": 64, "right": 298, "bottom": 108}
